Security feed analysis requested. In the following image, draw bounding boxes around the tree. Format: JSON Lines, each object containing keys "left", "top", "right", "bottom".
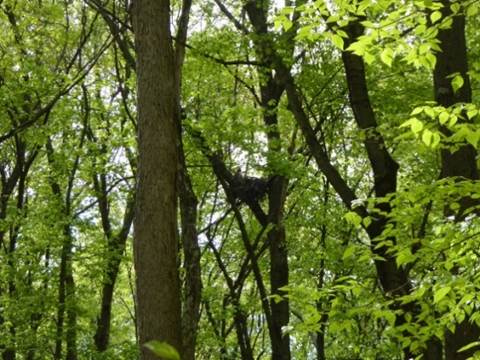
{"left": 0, "top": 0, "right": 479, "bottom": 359}
{"left": 132, "top": 0, "right": 182, "bottom": 358}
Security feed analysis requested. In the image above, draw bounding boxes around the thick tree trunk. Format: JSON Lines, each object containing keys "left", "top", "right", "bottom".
{"left": 132, "top": 0, "right": 183, "bottom": 358}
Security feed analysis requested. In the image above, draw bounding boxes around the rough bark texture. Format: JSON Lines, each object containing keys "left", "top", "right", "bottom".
{"left": 133, "top": 0, "right": 183, "bottom": 358}
{"left": 434, "top": 2, "right": 480, "bottom": 359}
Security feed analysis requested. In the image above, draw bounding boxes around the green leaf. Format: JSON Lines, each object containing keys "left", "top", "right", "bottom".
{"left": 433, "top": 286, "right": 451, "bottom": 304}
{"left": 430, "top": 11, "right": 442, "bottom": 23}
{"left": 411, "top": 107, "right": 423, "bottom": 116}
{"left": 467, "top": 4, "right": 479, "bottom": 17}
{"left": 450, "top": 3, "right": 460, "bottom": 13}
{"left": 458, "top": 341, "right": 480, "bottom": 353}
{"left": 425, "top": 52, "right": 437, "bottom": 69}
{"left": 274, "top": 16, "right": 292, "bottom": 31}
{"left": 344, "top": 211, "right": 362, "bottom": 227}
{"left": 422, "top": 129, "right": 433, "bottom": 146}
{"left": 401, "top": 118, "right": 424, "bottom": 134}
{"left": 380, "top": 48, "right": 394, "bottom": 67}
{"left": 424, "top": 107, "right": 435, "bottom": 118}
{"left": 449, "top": 114, "right": 458, "bottom": 126}
{"left": 439, "top": 112, "right": 449, "bottom": 124}
{"left": 331, "top": 34, "right": 344, "bottom": 50}
{"left": 384, "top": 311, "right": 396, "bottom": 326}
{"left": 343, "top": 244, "right": 356, "bottom": 260}
{"left": 465, "top": 130, "right": 480, "bottom": 148}
{"left": 347, "top": 41, "right": 365, "bottom": 56}
{"left": 431, "top": 132, "right": 441, "bottom": 148}
{"left": 144, "top": 341, "right": 181, "bottom": 360}
{"left": 466, "top": 109, "right": 478, "bottom": 120}
{"left": 362, "top": 216, "right": 372, "bottom": 228}
{"left": 396, "top": 248, "right": 416, "bottom": 267}
{"left": 451, "top": 75, "right": 464, "bottom": 93}
{"left": 363, "top": 52, "right": 375, "bottom": 65}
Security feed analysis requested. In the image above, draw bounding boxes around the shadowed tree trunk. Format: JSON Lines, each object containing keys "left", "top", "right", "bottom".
{"left": 433, "top": 2, "right": 480, "bottom": 359}
{"left": 172, "top": 1, "right": 202, "bottom": 358}
{"left": 0, "top": 138, "right": 26, "bottom": 360}
{"left": 93, "top": 191, "right": 135, "bottom": 352}
{"left": 243, "top": 2, "right": 292, "bottom": 358}
{"left": 46, "top": 136, "right": 81, "bottom": 360}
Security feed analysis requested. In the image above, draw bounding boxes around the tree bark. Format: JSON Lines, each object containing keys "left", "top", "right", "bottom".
{"left": 132, "top": 0, "right": 183, "bottom": 358}
{"left": 46, "top": 138, "right": 79, "bottom": 360}
{"left": 434, "top": 0, "right": 478, "bottom": 185}
{"left": 433, "top": 2, "right": 480, "bottom": 359}
{"left": 242, "top": 2, "right": 292, "bottom": 357}
{"left": 93, "top": 194, "right": 135, "bottom": 352}
{"left": 172, "top": 2, "right": 202, "bottom": 358}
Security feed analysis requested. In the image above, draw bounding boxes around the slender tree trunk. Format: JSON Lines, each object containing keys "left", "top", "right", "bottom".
{"left": 53, "top": 224, "right": 77, "bottom": 360}
{"left": 0, "top": 139, "right": 27, "bottom": 360}
{"left": 172, "top": 2, "right": 202, "bottom": 358}
{"left": 242, "top": 2, "right": 292, "bottom": 357}
{"left": 259, "top": 71, "right": 291, "bottom": 360}
{"left": 94, "top": 230, "right": 134, "bottom": 352}
{"left": 434, "top": 1, "right": 478, "bottom": 185}
{"left": 231, "top": 297, "right": 255, "bottom": 360}
{"left": 65, "top": 263, "right": 77, "bottom": 360}
{"left": 265, "top": 111, "right": 290, "bottom": 360}
{"left": 178, "top": 160, "right": 201, "bottom": 360}
{"left": 316, "top": 191, "right": 329, "bottom": 360}
{"left": 433, "top": 2, "right": 480, "bottom": 359}
{"left": 46, "top": 137, "right": 79, "bottom": 360}
{"left": 132, "top": 0, "right": 183, "bottom": 358}
{"left": 93, "top": 192, "right": 135, "bottom": 352}
{"left": 343, "top": 21, "right": 419, "bottom": 359}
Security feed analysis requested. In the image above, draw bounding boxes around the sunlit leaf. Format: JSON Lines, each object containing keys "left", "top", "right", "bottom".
{"left": 144, "top": 341, "right": 181, "bottom": 360}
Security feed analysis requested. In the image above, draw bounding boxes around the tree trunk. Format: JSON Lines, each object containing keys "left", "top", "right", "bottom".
{"left": 172, "top": 2, "right": 201, "bottom": 358}
{"left": 93, "top": 193, "right": 135, "bottom": 352}
{"left": 132, "top": 0, "right": 183, "bottom": 358}
{"left": 0, "top": 138, "right": 27, "bottom": 360}
{"left": 433, "top": 2, "right": 479, "bottom": 359}
{"left": 242, "top": 2, "right": 292, "bottom": 357}
{"left": 178, "top": 158, "right": 201, "bottom": 360}
{"left": 46, "top": 138, "right": 79, "bottom": 360}
{"left": 264, "top": 104, "right": 290, "bottom": 360}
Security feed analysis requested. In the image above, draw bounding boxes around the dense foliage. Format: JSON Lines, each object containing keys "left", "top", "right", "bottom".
{"left": 0, "top": 0, "right": 480, "bottom": 359}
